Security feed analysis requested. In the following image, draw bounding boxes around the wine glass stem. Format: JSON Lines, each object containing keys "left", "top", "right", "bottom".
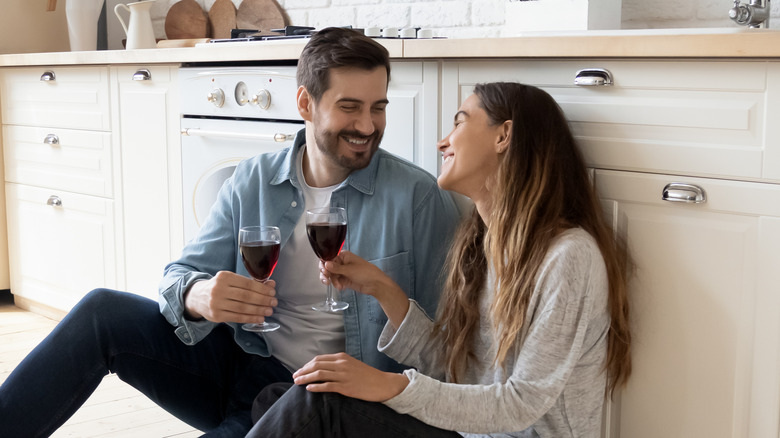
{"left": 326, "top": 283, "right": 336, "bottom": 305}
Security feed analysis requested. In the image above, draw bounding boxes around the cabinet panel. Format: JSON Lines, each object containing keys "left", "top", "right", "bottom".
{"left": 5, "top": 183, "right": 118, "bottom": 312}
{"left": 596, "top": 170, "right": 780, "bottom": 438}
{"left": 112, "top": 65, "right": 181, "bottom": 298}
{"left": 445, "top": 60, "right": 774, "bottom": 181}
{"left": 0, "top": 66, "right": 110, "bottom": 131}
{"left": 3, "top": 125, "right": 113, "bottom": 197}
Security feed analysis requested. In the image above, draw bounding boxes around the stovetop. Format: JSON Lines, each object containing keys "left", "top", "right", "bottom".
{"left": 206, "top": 25, "right": 440, "bottom": 44}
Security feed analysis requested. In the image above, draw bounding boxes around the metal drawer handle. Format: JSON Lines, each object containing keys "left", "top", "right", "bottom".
{"left": 132, "top": 69, "right": 152, "bottom": 81}
{"left": 46, "top": 195, "right": 63, "bottom": 207}
{"left": 574, "top": 68, "right": 613, "bottom": 86}
{"left": 662, "top": 183, "right": 706, "bottom": 204}
{"left": 40, "top": 71, "right": 56, "bottom": 82}
{"left": 44, "top": 134, "right": 60, "bottom": 145}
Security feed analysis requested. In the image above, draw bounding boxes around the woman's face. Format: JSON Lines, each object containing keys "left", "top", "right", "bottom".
{"left": 437, "top": 94, "right": 505, "bottom": 202}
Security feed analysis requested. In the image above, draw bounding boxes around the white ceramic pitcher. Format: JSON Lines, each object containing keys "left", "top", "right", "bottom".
{"left": 114, "top": 0, "right": 157, "bottom": 50}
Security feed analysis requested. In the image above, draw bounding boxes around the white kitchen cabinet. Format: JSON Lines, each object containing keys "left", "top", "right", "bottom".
{"left": 1, "top": 66, "right": 120, "bottom": 317}
{"left": 442, "top": 60, "right": 780, "bottom": 183}
{"left": 441, "top": 59, "right": 780, "bottom": 437}
{"left": 385, "top": 61, "right": 440, "bottom": 176}
{"left": 111, "top": 65, "right": 183, "bottom": 300}
{"left": 5, "top": 183, "right": 118, "bottom": 312}
{"left": 596, "top": 170, "right": 780, "bottom": 438}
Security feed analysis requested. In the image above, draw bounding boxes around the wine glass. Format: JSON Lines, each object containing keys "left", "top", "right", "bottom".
{"left": 306, "top": 207, "right": 349, "bottom": 312}
{"left": 238, "top": 225, "right": 281, "bottom": 332}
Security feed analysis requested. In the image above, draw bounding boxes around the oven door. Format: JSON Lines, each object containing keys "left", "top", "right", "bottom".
{"left": 180, "top": 116, "right": 303, "bottom": 242}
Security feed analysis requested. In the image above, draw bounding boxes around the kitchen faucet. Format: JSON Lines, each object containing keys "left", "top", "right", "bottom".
{"left": 729, "top": 0, "right": 771, "bottom": 28}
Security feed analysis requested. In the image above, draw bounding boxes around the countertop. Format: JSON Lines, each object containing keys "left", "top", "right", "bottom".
{"left": 3, "top": 28, "right": 780, "bottom": 66}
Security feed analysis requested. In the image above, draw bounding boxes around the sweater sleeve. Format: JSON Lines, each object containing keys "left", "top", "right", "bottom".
{"left": 377, "top": 300, "right": 446, "bottom": 380}
{"left": 382, "top": 234, "right": 609, "bottom": 435}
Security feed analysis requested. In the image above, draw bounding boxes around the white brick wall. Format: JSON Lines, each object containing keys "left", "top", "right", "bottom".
{"left": 147, "top": 0, "right": 780, "bottom": 40}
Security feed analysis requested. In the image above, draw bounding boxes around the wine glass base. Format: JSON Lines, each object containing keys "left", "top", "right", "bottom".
{"left": 242, "top": 322, "right": 280, "bottom": 332}
{"left": 311, "top": 301, "right": 349, "bottom": 313}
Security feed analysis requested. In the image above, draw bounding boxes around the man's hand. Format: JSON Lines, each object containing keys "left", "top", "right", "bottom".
{"left": 183, "top": 271, "right": 278, "bottom": 324}
{"left": 292, "top": 353, "right": 409, "bottom": 402}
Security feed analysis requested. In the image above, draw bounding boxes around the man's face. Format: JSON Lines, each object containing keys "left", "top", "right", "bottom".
{"left": 306, "top": 67, "right": 389, "bottom": 174}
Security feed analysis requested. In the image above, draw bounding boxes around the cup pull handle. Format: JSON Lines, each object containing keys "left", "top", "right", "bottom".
{"left": 44, "top": 134, "right": 60, "bottom": 145}
{"left": 40, "top": 71, "right": 56, "bottom": 82}
{"left": 574, "top": 68, "right": 613, "bottom": 86}
{"left": 132, "top": 69, "right": 152, "bottom": 81}
{"left": 47, "top": 195, "right": 63, "bottom": 207}
{"left": 662, "top": 183, "right": 706, "bottom": 204}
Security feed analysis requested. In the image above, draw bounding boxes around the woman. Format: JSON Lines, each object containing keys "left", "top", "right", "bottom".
{"left": 245, "top": 82, "right": 632, "bottom": 438}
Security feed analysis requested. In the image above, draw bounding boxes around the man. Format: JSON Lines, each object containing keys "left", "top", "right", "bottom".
{"left": 0, "top": 28, "right": 461, "bottom": 436}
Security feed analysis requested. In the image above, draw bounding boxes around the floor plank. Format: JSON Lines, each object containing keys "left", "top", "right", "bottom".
{"left": 0, "top": 293, "right": 201, "bottom": 437}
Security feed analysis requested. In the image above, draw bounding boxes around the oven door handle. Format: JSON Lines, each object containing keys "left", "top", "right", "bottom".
{"left": 181, "top": 128, "right": 296, "bottom": 143}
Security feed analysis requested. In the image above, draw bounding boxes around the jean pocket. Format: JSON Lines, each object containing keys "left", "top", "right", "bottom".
{"left": 364, "top": 251, "right": 412, "bottom": 325}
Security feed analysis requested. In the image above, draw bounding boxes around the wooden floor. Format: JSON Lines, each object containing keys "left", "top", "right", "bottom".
{"left": 0, "top": 292, "right": 202, "bottom": 437}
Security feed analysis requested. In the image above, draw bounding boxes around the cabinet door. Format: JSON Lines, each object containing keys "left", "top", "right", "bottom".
{"left": 596, "top": 170, "right": 780, "bottom": 438}
{"left": 112, "top": 65, "right": 183, "bottom": 299}
{"left": 386, "top": 61, "right": 440, "bottom": 176}
{"left": 5, "top": 183, "right": 118, "bottom": 312}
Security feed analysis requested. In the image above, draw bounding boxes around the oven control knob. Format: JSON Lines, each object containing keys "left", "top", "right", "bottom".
{"left": 251, "top": 89, "right": 271, "bottom": 110}
{"left": 207, "top": 89, "right": 225, "bottom": 108}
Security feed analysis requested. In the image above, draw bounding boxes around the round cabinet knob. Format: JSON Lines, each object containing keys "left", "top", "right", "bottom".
{"left": 207, "top": 89, "right": 225, "bottom": 107}
{"left": 46, "top": 195, "right": 63, "bottom": 207}
{"left": 251, "top": 89, "right": 271, "bottom": 109}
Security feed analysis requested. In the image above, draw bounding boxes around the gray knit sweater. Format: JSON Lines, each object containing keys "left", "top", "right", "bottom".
{"left": 379, "top": 228, "right": 610, "bottom": 438}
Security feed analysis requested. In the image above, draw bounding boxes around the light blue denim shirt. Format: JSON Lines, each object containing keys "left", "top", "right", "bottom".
{"left": 159, "top": 128, "right": 462, "bottom": 373}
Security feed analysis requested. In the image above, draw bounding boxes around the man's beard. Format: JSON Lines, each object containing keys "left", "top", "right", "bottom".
{"left": 313, "top": 128, "right": 383, "bottom": 172}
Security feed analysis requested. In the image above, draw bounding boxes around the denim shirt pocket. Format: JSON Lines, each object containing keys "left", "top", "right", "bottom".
{"left": 365, "top": 251, "right": 412, "bottom": 325}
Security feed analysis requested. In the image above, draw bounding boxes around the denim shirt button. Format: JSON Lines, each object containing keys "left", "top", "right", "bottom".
{"left": 291, "top": 201, "right": 297, "bottom": 208}
{"left": 245, "top": 342, "right": 252, "bottom": 347}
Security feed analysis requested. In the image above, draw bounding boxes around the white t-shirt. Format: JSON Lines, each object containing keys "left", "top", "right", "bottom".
{"left": 262, "top": 147, "right": 346, "bottom": 372}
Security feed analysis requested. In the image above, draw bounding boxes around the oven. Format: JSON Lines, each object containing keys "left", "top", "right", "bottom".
{"left": 179, "top": 65, "right": 303, "bottom": 242}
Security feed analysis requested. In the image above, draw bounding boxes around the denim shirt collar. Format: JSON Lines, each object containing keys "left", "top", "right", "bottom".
{"left": 270, "top": 128, "right": 377, "bottom": 196}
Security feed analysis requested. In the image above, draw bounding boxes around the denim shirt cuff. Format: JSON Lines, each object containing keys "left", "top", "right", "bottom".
{"left": 159, "top": 271, "right": 218, "bottom": 345}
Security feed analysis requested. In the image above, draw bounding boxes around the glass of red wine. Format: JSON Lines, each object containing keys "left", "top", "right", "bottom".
{"left": 306, "top": 207, "right": 349, "bottom": 312}
{"left": 239, "top": 225, "right": 281, "bottom": 332}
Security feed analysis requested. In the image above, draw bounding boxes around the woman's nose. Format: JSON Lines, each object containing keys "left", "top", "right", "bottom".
{"left": 437, "top": 135, "right": 450, "bottom": 152}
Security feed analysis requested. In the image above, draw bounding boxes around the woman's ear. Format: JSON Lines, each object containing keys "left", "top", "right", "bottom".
{"left": 496, "top": 120, "right": 512, "bottom": 154}
{"left": 297, "top": 86, "right": 313, "bottom": 122}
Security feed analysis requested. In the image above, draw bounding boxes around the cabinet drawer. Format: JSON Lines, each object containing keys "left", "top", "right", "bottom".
{"left": 5, "top": 183, "right": 118, "bottom": 312}
{"left": 448, "top": 60, "right": 773, "bottom": 181}
{"left": 2, "top": 125, "right": 113, "bottom": 197}
{"left": 0, "top": 66, "right": 110, "bottom": 131}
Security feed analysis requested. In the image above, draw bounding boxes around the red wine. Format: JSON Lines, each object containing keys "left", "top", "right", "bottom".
{"left": 240, "top": 240, "right": 280, "bottom": 280}
{"left": 306, "top": 222, "right": 347, "bottom": 261}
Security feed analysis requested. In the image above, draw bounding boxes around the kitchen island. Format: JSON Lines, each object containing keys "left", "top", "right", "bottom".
{"left": 1, "top": 30, "right": 779, "bottom": 438}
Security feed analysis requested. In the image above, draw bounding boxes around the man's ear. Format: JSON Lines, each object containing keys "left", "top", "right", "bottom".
{"left": 496, "top": 120, "right": 512, "bottom": 154}
{"left": 297, "top": 86, "right": 314, "bottom": 122}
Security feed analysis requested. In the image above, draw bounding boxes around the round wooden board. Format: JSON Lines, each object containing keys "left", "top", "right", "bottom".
{"left": 236, "top": 0, "right": 289, "bottom": 35}
{"left": 165, "top": 0, "right": 209, "bottom": 40}
{"left": 208, "top": 0, "right": 237, "bottom": 39}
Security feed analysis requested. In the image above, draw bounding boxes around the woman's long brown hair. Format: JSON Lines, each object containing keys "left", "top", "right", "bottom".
{"left": 433, "top": 83, "right": 631, "bottom": 397}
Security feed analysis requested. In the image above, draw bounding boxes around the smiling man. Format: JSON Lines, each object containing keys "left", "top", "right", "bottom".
{"left": 0, "top": 27, "right": 462, "bottom": 437}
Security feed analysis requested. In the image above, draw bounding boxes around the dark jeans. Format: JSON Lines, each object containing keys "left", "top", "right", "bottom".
{"left": 247, "top": 382, "right": 461, "bottom": 438}
{"left": 0, "top": 289, "right": 292, "bottom": 438}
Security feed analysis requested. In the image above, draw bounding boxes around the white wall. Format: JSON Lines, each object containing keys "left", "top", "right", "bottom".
{"left": 143, "top": 0, "right": 780, "bottom": 42}
{"left": 0, "top": 0, "right": 69, "bottom": 54}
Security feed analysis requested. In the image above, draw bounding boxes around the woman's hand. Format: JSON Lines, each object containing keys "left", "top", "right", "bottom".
{"left": 320, "top": 252, "right": 410, "bottom": 328}
{"left": 293, "top": 353, "right": 409, "bottom": 402}
{"left": 319, "top": 251, "right": 389, "bottom": 297}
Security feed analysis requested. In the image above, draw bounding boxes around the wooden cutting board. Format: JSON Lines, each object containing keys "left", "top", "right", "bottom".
{"left": 208, "top": 0, "right": 236, "bottom": 40}
{"left": 236, "top": 0, "right": 289, "bottom": 35}
{"left": 165, "top": 0, "right": 209, "bottom": 40}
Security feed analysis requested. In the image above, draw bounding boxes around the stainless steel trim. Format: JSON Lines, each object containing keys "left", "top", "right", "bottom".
{"left": 132, "top": 69, "right": 152, "bottom": 81}
{"left": 662, "top": 183, "right": 707, "bottom": 204}
{"left": 574, "top": 68, "right": 614, "bottom": 86}
{"left": 44, "top": 134, "right": 60, "bottom": 145}
{"left": 181, "top": 128, "right": 295, "bottom": 142}
{"left": 46, "top": 195, "right": 63, "bottom": 207}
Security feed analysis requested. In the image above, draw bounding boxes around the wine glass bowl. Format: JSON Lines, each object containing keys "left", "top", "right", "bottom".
{"left": 239, "top": 225, "right": 281, "bottom": 332}
{"left": 306, "top": 207, "right": 349, "bottom": 312}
